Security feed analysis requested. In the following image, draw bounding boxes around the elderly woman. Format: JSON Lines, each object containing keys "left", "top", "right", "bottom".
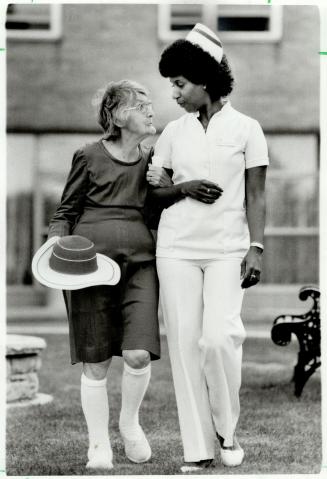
{"left": 147, "top": 24, "right": 268, "bottom": 471}
{"left": 46, "top": 80, "right": 169, "bottom": 470}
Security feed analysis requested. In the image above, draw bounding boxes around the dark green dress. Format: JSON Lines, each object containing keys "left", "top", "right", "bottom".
{"left": 48, "top": 140, "right": 160, "bottom": 364}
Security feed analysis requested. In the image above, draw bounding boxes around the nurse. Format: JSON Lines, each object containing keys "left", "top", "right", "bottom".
{"left": 147, "top": 24, "right": 268, "bottom": 471}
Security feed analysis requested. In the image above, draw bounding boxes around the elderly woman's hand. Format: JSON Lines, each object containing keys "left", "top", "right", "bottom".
{"left": 147, "top": 164, "right": 173, "bottom": 187}
{"left": 181, "top": 180, "right": 223, "bottom": 204}
{"left": 240, "top": 247, "right": 263, "bottom": 288}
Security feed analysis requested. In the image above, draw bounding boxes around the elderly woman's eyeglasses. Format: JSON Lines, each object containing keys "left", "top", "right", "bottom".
{"left": 124, "top": 102, "right": 153, "bottom": 115}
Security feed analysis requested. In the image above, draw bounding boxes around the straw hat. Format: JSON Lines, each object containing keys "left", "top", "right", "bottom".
{"left": 186, "top": 23, "right": 223, "bottom": 64}
{"left": 32, "top": 235, "right": 120, "bottom": 290}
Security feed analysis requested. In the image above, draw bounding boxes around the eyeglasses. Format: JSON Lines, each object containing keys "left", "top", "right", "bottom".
{"left": 124, "top": 102, "right": 153, "bottom": 115}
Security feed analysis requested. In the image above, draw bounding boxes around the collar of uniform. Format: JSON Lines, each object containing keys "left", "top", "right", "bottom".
{"left": 193, "top": 99, "right": 231, "bottom": 119}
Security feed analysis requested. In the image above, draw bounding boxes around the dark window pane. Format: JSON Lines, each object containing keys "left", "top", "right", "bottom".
{"left": 171, "top": 23, "right": 195, "bottom": 31}
{"left": 7, "top": 4, "right": 15, "bottom": 15}
{"left": 6, "top": 21, "right": 50, "bottom": 30}
{"left": 218, "top": 16, "right": 269, "bottom": 32}
{"left": 6, "top": 4, "right": 51, "bottom": 31}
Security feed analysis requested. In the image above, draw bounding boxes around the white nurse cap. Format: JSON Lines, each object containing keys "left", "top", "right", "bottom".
{"left": 186, "top": 23, "right": 223, "bottom": 64}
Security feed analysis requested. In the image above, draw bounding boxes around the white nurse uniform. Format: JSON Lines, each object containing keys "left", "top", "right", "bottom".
{"left": 153, "top": 101, "right": 269, "bottom": 460}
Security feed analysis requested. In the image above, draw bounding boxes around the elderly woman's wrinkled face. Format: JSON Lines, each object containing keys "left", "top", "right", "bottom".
{"left": 121, "top": 94, "right": 156, "bottom": 137}
{"left": 169, "top": 76, "right": 207, "bottom": 112}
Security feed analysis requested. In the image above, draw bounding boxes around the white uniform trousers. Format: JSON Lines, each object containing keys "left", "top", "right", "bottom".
{"left": 156, "top": 257, "right": 246, "bottom": 461}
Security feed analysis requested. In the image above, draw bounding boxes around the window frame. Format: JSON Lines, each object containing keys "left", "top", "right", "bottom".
{"left": 6, "top": 4, "right": 63, "bottom": 41}
{"left": 158, "top": 4, "right": 283, "bottom": 43}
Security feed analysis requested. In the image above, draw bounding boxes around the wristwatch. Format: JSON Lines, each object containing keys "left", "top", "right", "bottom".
{"left": 250, "top": 241, "right": 264, "bottom": 251}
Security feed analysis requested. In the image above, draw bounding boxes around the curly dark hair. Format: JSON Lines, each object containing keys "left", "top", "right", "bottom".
{"left": 159, "top": 39, "right": 234, "bottom": 101}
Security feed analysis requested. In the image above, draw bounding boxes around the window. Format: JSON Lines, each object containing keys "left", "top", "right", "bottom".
{"left": 6, "top": 4, "right": 62, "bottom": 41}
{"left": 164, "top": 4, "right": 202, "bottom": 32}
{"left": 158, "top": 4, "right": 283, "bottom": 42}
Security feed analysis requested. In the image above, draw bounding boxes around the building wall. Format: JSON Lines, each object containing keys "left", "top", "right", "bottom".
{"left": 7, "top": 4, "right": 320, "bottom": 133}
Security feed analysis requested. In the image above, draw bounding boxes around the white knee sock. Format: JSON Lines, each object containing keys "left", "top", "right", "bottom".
{"left": 81, "top": 373, "right": 112, "bottom": 459}
{"left": 119, "top": 362, "right": 151, "bottom": 440}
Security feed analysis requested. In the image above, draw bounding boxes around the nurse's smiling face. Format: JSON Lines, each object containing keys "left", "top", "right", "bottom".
{"left": 170, "top": 76, "right": 208, "bottom": 112}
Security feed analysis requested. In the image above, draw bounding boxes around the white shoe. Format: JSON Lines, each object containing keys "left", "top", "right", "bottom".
{"left": 220, "top": 438, "right": 244, "bottom": 467}
{"left": 120, "top": 427, "right": 151, "bottom": 463}
{"left": 180, "top": 459, "right": 213, "bottom": 473}
{"left": 86, "top": 445, "right": 113, "bottom": 470}
{"left": 181, "top": 465, "right": 203, "bottom": 473}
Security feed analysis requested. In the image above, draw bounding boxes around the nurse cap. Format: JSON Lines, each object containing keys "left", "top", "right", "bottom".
{"left": 186, "top": 23, "right": 223, "bottom": 64}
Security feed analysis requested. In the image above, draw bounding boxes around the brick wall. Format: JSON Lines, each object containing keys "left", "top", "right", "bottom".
{"left": 6, "top": 4, "right": 319, "bottom": 132}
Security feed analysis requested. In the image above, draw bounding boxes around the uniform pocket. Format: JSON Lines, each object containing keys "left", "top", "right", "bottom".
{"left": 214, "top": 141, "right": 244, "bottom": 158}
{"left": 216, "top": 141, "right": 240, "bottom": 147}
{"left": 215, "top": 134, "right": 244, "bottom": 149}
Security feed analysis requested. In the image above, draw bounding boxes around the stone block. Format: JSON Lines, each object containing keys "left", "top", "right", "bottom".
{"left": 9, "top": 355, "right": 42, "bottom": 374}
{"left": 7, "top": 372, "right": 39, "bottom": 402}
{"left": 6, "top": 334, "right": 46, "bottom": 356}
{"left": 6, "top": 334, "right": 46, "bottom": 404}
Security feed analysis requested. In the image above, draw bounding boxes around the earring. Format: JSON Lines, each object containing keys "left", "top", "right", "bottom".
{"left": 203, "top": 85, "right": 207, "bottom": 90}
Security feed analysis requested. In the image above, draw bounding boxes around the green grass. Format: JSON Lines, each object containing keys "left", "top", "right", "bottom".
{"left": 6, "top": 334, "right": 321, "bottom": 475}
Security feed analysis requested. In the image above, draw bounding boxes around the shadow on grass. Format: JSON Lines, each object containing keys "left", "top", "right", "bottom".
{"left": 6, "top": 334, "right": 321, "bottom": 475}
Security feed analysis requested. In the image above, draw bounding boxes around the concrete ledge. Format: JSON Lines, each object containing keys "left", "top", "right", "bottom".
{"left": 6, "top": 334, "right": 47, "bottom": 355}
{"left": 6, "top": 285, "right": 316, "bottom": 339}
{"left": 242, "top": 284, "right": 316, "bottom": 310}
{"left": 6, "top": 334, "right": 50, "bottom": 405}
{"left": 7, "top": 284, "right": 313, "bottom": 321}
{"left": 7, "top": 393, "right": 53, "bottom": 409}
{"left": 242, "top": 284, "right": 317, "bottom": 324}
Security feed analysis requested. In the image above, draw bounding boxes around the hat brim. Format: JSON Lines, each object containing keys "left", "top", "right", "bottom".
{"left": 32, "top": 237, "right": 121, "bottom": 290}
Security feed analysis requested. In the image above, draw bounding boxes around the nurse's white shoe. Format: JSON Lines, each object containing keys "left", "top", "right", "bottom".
{"left": 180, "top": 459, "right": 213, "bottom": 473}
{"left": 120, "top": 427, "right": 151, "bottom": 463}
{"left": 220, "top": 438, "right": 244, "bottom": 467}
{"left": 86, "top": 445, "right": 113, "bottom": 470}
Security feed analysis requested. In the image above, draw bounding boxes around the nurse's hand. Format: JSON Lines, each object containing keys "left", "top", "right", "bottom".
{"left": 240, "top": 247, "right": 263, "bottom": 288}
{"left": 181, "top": 180, "right": 223, "bottom": 204}
{"left": 147, "top": 165, "right": 173, "bottom": 187}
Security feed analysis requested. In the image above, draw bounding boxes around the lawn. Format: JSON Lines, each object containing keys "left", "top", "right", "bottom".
{"left": 6, "top": 333, "right": 321, "bottom": 475}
